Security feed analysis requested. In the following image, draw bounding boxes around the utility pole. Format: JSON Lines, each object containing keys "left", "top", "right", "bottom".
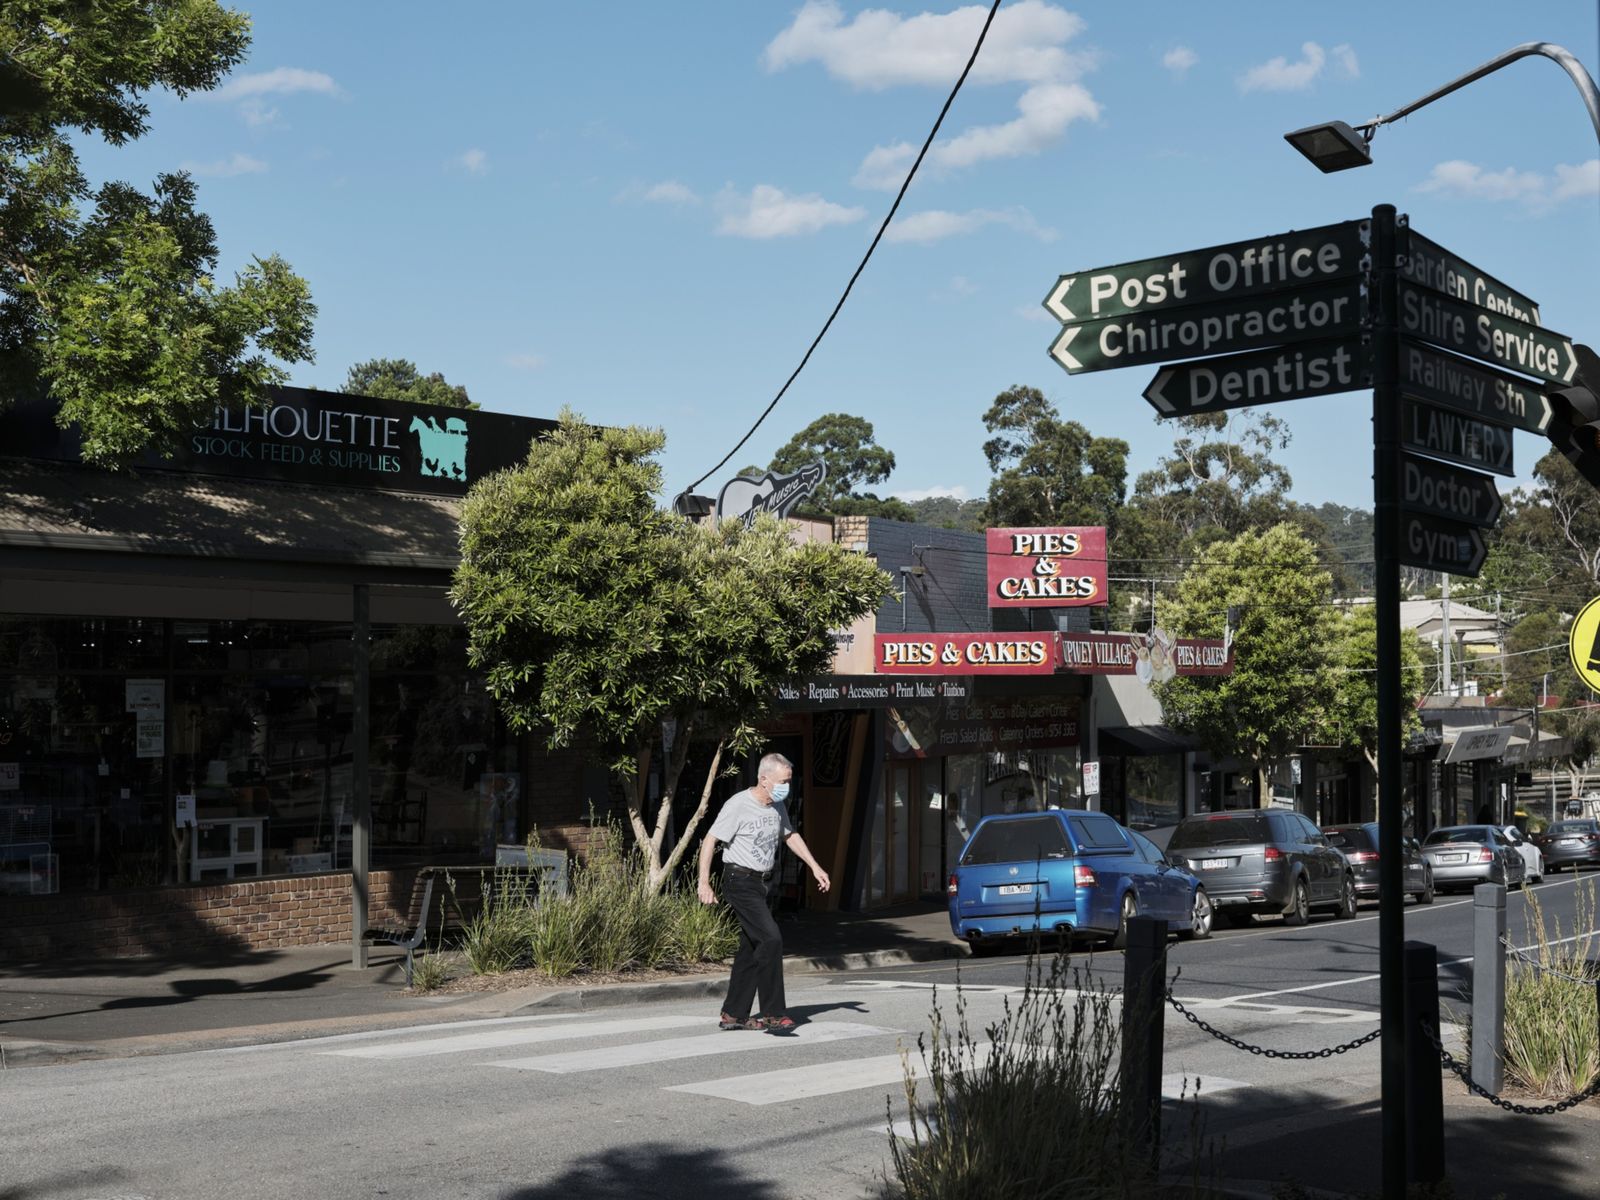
{"left": 1440, "top": 573, "right": 1452, "bottom": 697}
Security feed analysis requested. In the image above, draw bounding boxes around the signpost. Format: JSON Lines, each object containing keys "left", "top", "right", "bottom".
{"left": 1400, "top": 510, "right": 1487, "bottom": 576}
{"left": 1142, "top": 338, "right": 1367, "bottom": 415}
{"left": 1401, "top": 230, "right": 1541, "bottom": 326}
{"left": 1401, "top": 400, "right": 1514, "bottom": 475}
{"left": 1400, "top": 341, "right": 1553, "bottom": 434}
{"left": 1399, "top": 284, "right": 1578, "bottom": 385}
{"left": 1400, "top": 453, "right": 1502, "bottom": 528}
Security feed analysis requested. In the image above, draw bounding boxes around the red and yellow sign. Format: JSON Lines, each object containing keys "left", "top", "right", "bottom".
{"left": 985, "top": 526, "right": 1108, "bottom": 607}
{"left": 875, "top": 633, "right": 1059, "bottom": 675}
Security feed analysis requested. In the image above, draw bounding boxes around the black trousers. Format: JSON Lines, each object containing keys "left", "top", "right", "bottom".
{"left": 721, "top": 868, "right": 785, "bottom": 1019}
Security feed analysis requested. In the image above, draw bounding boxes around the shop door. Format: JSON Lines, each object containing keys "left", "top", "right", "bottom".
{"left": 918, "top": 766, "right": 944, "bottom": 898}
{"left": 889, "top": 762, "right": 913, "bottom": 904}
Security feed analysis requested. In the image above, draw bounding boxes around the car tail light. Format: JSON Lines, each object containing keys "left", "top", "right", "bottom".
{"left": 1476, "top": 848, "right": 1494, "bottom": 863}
{"left": 1263, "top": 847, "right": 1284, "bottom": 863}
{"left": 1074, "top": 864, "right": 1097, "bottom": 887}
{"left": 947, "top": 873, "right": 959, "bottom": 896}
{"left": 1346, "top": 851, "right": 1377, "bottom": 863}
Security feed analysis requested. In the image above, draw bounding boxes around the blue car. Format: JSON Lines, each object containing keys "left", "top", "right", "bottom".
{"left": 947, "top": 809, "right": 1213, "bottom": 955}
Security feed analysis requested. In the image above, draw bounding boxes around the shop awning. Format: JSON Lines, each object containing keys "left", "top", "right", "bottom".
{"left": 1439, "top": 725, "right": 1514, "bottom": 764}
{"left": 1100, "top": 725, "right": 1198, "bottom": 756}
{"left": 0, "top": 457, "right": 462, "bottom": 582}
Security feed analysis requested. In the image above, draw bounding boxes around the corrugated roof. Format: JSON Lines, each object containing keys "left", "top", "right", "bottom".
{"left": 0, "top": 457, "right": 462, "bottom": 571}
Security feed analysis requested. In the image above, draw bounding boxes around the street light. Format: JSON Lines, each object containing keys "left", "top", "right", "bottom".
{"left": 1285, "top": 41, "right": 1600, "bottom": 172}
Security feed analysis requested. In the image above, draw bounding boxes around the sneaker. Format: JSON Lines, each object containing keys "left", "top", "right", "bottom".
{"left": 762, "top": 1015, "right": 798, "bottom": 1035}
{"left": 719, "top": 1012, "right": 761, "bottom": 1031}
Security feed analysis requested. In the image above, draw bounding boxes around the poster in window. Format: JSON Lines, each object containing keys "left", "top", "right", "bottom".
{"left": 136, "top": 721, "right": 165, "bottom": 759}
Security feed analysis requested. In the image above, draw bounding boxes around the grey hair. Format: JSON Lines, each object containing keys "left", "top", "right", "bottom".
{"left": 757, "top": 752, "right": 793, "bottom": 780}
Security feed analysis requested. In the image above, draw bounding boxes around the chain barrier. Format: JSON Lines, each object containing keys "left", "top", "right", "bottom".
{"left": 1165, "top": 991, "right": 1381, "bottom": 1059}
{"left": 1421, "top": 1021, "right": 1600, "bottom": 1115}
{"left": 1498, "top": 936, "right": 1600, "bottom": 987}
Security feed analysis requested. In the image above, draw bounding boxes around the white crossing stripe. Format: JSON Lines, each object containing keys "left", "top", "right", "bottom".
{"left": 325, "top": 1014, "right": 704, "bottom": 1060}
{"left": 493, "top": 1020, "right": 895, "bottom": 1074}
{"left": 667, "top": 1042, "right": 996, "bottom": 1106}
{"left": 1161, "top": 1073, "right": 1250, "bottom": 1100}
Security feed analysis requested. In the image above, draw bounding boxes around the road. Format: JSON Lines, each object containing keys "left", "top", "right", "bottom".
{"left": 2, "top": 875, "right": 1596, "bottom": 1200}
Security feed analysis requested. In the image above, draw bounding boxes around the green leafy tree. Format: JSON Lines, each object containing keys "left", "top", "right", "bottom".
{"left": 981, "top": 385, "right": 1129, "bottom": 528}
{"left": 1516, "top": 451, "right": 1600, "bottom": 609}
{"left": 1328, "top": 605, "right": 1428, "bottom": 774}
{"left": 0, "top": 2, "right": 317, "bottom": 466}
{"left": 452, "top": 412, "right": 891, "bottom": 890}
{"left": 905, "top": 494, "right": 987, "bottom": 532}
{"left": 1501, "top": 609, "right": 1600, "bottom": 799}
{"left": 1154, "top": 524, "right": 1344, "bottom": 803}
{"left": 344, "top": 358, "right": 474, "bottom": 409}
{"left": 764, "top": 412, "right": 915, "bottom": 521}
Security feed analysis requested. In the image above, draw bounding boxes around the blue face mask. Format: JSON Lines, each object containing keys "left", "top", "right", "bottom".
{"left": 770, "top": 781, "right": 791, "bottom": 804}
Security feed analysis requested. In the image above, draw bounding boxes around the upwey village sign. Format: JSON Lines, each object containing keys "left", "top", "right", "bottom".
{"left": 872, "top": 631, "right": 1231, "bottom": 678}
{"left": 4, "top": 386, "right": 557, "bottom": 496}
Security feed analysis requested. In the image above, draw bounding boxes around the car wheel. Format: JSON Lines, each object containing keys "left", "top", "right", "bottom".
{"left": 1283, "top": 878, "right": 1311, "bottom": 926}
{"left": 1179, "top": 888, "right": 1213, "bottom": 941}
{"left": 1335, "top": 874, "right": 1358, "bottom": 919}
{"left": 1417, "top": 867, "right": 1434, "bottom": 905}
{"left": 1110, "top": 892, "right": 1138, "bottom": 950}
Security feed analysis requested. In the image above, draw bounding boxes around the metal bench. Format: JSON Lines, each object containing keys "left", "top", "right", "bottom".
{"left": 362, "top": 869, "right": 440, "bottom": 987}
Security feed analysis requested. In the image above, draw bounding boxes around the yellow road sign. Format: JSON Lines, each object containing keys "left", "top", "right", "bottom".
{"left": 1569, "top": 595, "right": 1600, "bottom": 692}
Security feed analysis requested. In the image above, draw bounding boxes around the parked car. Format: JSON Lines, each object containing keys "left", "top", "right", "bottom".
{"left": 1165, "top": 810, "right": 1357, "bottom": 926}
{"left": 1500, "top": 824, "right": 1545, "bottom": 883}
{"left": 1321, "top": 823, "right": 1435, "bottom": 904}
{"left": 1529, "top": 819, "right": 1600, "bottom": 872}
{"left": 947, "top": 809, "right": 1212, "bottom": 955}
{"left": 1419, "top": 825, "right": 1526, "bottom": 892}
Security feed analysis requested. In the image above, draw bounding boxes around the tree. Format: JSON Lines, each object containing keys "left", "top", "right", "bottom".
{"left": 452, "top": 412, "right": 891, "bottom": 890}
{"left": 905, "top": 494, "right": 986, "bottom": 532}
{"left": 1327, "top": 605, "right": 1428, "bottom": 774}
{"left": 1515, "top": 450, "right": 1600, "bottom": 609}
{"left": 981, "top": 385, "right": 1129, "bottom": 528}
{"left": 1500, "top": 608, "right": 1600, "bottom": 799}
{"left": 344, "top": 358, "right": 474, "bottom": 409}
{"left": 763, "top": 412, "right": 915, "bottom": 521}
{"left": 0, "top": 2, "right": 317, "bottom": 466}
{"left": 1154, "top": 524, "right": 1344, "bottom": 803}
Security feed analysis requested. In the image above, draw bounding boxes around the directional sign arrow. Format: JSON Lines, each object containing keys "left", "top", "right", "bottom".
{"left": 1401, "top": 453, "right": 1503, "bottom": 529}
{"left": 1402, "top": 230, "right": 1541, "bottom": 326}
{"left": 1050, "top": 280, "right": 1364, "bottom": 376}
{"left": 1400, "top": 284, "right": 1577, "bottom": 386}
{"left": 1400, "top": 511, "right": 1487, "bottom": 577}
{"left": 1401, "top": 400, "right": 1514, "bottom": 476}
{"left": 1141, "top": 338, "right": 1369, "bottom": 416}
{"left": 1040, "top": 221, "right": 1366, "bottom": 325}
{"left": 1400, "top": 340, "right": 1553, "bottom": 434}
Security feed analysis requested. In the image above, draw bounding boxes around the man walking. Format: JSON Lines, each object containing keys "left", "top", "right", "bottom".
{"left": 698, "top": 751, "right": 830, "bottom": 1033}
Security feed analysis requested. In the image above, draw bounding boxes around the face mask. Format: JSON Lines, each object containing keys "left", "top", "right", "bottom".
{"left": 770, "top": 781, "right": 791, "bottom": 804}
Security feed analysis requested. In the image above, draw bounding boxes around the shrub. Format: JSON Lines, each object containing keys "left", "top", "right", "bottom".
{"left": 459, "top": 869, "right": 537, "bottom": 975}
{"left": 1503, "top": 883, "right": 1600, "bottom": 1098}
{"left": 670, "top": 888, "right": 740, "bottom": 962}
{"left": 410, "top": 951, "right": 453, "bottom": 992}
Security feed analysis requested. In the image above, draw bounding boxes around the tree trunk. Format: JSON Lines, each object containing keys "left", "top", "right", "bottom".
{"left": 653, "top": 739, "right": 727, "bottom": 892}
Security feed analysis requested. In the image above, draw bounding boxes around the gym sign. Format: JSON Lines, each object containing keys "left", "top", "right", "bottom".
{"left": 985, "top": 526, "right": 1108, "bottom": 608}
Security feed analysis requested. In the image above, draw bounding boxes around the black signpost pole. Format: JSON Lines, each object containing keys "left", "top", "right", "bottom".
{"left": 1371, "top": 203, "right": 1406, "bottom": 1198}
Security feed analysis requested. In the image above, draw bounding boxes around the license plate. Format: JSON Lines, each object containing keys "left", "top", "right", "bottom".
{"left": 1560, "top": 838, "right": 1580, "bottom": 846}
{"left": 1439, "top": 853, "right": 1466, "bottom": 863}
{"left": 998, "top": 884, "right": 1033, "bottom": 896}
{"left": 1201, "top": 858, "right": 1231, "bottom": 870}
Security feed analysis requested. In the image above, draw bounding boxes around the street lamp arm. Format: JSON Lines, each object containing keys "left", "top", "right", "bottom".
{"left": 1355, "top": 42, "right": 1600, "bottom": 145}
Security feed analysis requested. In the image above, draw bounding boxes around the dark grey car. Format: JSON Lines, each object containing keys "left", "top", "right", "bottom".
{"left": 1166, "top": 810, "right": 1357, "bottom": 925}
{"left": 1322, "top": 823, "right": 1434, "bottom": 904}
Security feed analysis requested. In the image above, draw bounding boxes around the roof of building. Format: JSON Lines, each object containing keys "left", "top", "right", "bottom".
{"left": 0, "top": 457, "right": 462, "bottom": 575}
{"left": 1398, "top": 598, "right": 1498, "bottom": 630}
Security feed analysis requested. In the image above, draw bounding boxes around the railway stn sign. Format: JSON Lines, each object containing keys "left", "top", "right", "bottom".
{"left": 1399, "top": 284, "right": 1578, "bottom": 386}
{"left": 1401, "top": 230, "right": 1541, "bottom": 326}
{"left": 1401, "top": 453, "right": 1502, "bottom": 529}
{"left": 1401, "top": 510, "right": 1487, "bottom": 577}
{"left": 1042, "top": 221, "right": 1367, "bottom": 324}
{"left": 1142, "top": 338, "right": 1367, "bottom": 416}
{"left": 1400, "top": 340, "right": 1553, "bottom": 434}
{"left": 1402, "top": 400, "right": 1513, "bottom": 476}
{"left": 1050, "top": 280, "right": 1363, "bottom": 375}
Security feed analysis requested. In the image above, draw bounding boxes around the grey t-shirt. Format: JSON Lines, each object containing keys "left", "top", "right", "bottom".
{"left": 709, "top": 790, "right": 794, "bottom": 872}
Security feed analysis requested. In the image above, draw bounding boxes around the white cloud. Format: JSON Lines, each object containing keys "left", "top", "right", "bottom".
{"left": 715, "top": 184, "right": 866, "bottom": 239}
{"left": 180, "top": 152, "right": 267, "bottom": 177}
{"left": 1413, "top": 158, "right": 1600, "bottom": 213}
{"left": 1162, "top": 46, "right": 1197, "bottom": 76}
{"left": 893, "top": 484, "right": 971, "bottom": 502}
{"left": 505, "top": 353, "right": 546, "bottom": 370}
{"left": 643, "top": 180, "right": 700, "bottom": 205}
{"left": 213, "top": 67, "right": 340, "bottom": 102}
{"left": 947, "top": 275, "right": 978, "bottom": 295}
{"left": 853, "top": 142, "right": 916, "bottom": 190}
{"left": 1332, "top": 43, "right": 1360, "bottom": 79}
{"left": 887, "top": 206, "right": 1056, "bottom": 244}
{"left": 456, "top": 148, "right": 489, "bottom": 175}
{"left": 1015, "top": 304, "right": 1057, "bottom": 324}
{"left": 1238, "top": 42, "right": 1326, "bottom": 93}
{"left": 764, "top": 0, "right": 1090, "bottom": 90}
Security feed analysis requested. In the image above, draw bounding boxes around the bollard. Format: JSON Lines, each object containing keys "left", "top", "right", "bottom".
{"left": 1471, "top": 883, "right": 1506, "bottom": 1096}
{"left": 1403, "top": 940, "right": 1444, "bottom": 1185}
{"left": 1120, "top": 916, "right": 1169, "bottom": 1170}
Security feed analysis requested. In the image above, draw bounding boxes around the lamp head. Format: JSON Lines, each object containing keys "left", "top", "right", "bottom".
{"left": 1284, "top": 120, "right": 1373, "bottom": 172}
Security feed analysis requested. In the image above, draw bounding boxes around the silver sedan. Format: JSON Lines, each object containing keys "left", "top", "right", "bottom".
{"left": 1420, "top": 825, "right": 1526, "bottom": 893}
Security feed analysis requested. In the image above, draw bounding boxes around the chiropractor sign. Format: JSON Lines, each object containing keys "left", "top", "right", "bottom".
{"left": 985, "top": 526, "right": 1108, "bottom": 607}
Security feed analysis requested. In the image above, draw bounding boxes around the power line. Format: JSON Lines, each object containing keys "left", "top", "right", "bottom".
{"left": 680, "top": 0, "right": 1004, "bottom": 498}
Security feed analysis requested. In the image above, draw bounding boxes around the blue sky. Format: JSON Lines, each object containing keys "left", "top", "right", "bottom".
{"left": 77, "top": 2, "right": 1600, "bottom": 509}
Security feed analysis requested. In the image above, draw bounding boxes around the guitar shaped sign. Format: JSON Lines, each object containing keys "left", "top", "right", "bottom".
{"left": 715, "top": 462, "right": 827, "bottom": 527}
